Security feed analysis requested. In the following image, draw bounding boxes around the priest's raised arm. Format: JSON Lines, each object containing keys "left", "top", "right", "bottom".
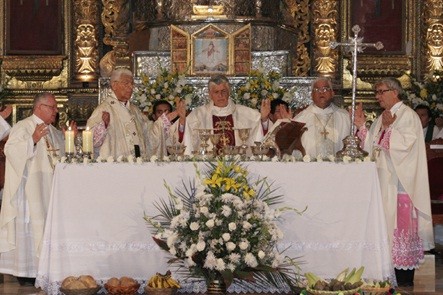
{"left": 86, "top": 68, "right": 150, "bottom": 159}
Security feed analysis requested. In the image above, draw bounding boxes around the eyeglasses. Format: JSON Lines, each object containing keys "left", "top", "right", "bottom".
{"left": 40, "top": 103, "right": 58, "bottom": 111}
{"left": 374, "top": 89, "right": 393, "bottom": 95}
{"left": 117, "top": 81, "right": 134, "bottom": 87}
{"left": 313, "top": 87, "right": 332, "bottom": 93}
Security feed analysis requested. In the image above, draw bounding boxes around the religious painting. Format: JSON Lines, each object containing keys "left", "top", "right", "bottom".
{"left": 191, "top": 25, "right": 231, "bottom": 75}
{"left": 170, "top": 25, "right": 190, "bottom": 74}
{"left": 5, "top": 0, "right": 63, "bottom": 55}
{"left": 15, "top": 104, "right": 33, "bottom": 124}
{"left": 232, "top": 25, "right": 252, "bottom": 76}
{"left": 351, "top": 0, "right": 404, "bottom": 53}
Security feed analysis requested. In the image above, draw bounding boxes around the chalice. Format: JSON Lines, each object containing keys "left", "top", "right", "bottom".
{"left": 209, "top": 132, "right": 221, "bottom": 156}
{"left": 196, "top": 129, "right": 212, "bottom": 155}
{"left": 236, "top": 128, "right": 251, "bottom": 155}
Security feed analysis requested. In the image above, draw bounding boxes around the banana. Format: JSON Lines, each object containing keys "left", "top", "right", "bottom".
{"left": 166, "top": 277, "right": 181, "bottom": 288}
{"left": 148, "top": 271, "right": 180, "bottom": 289}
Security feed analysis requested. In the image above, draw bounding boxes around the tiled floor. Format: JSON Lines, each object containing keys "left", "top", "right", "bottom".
{"left": 0, "top": 248, "right": 442, "bottom": 294}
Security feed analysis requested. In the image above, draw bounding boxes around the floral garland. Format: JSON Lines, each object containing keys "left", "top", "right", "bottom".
{"left": 405, "top": 71, "right": 443, "bottom": 118}
{"left": 132, "top": 68, "right": 199, "bottom": 114}
{"left": 144, "top": 160, "right": 301, "bottom": 291}
{"left": 233, "top": 69, "right": 294, "bottom": 110}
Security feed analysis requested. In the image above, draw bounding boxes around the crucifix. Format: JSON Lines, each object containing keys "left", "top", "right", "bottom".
{"left": 330, "top": 24, "right": 384, "bottom": 159}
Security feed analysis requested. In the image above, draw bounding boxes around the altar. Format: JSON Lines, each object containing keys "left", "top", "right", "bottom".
{"left": 36, "top": 161, "right": 393, "bottom": 294}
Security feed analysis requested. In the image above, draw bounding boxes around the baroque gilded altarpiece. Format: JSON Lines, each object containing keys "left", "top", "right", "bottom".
{"left": 0, "top": 0, "right": 442, "bottom": 125}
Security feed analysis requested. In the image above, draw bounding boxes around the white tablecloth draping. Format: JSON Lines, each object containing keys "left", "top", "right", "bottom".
{"left": 36, "top": 162, "right": 393, "bottom": 294}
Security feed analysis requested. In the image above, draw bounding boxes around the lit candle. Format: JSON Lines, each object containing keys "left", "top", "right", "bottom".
{"left": 82, "top": 126, "right": 93, "bottom": 153}
{"left": 65, "top": 127, "right": 75, "bottom": 154}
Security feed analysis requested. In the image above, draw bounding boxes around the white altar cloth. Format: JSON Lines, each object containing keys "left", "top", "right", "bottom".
{"left": 36, "top": 162, "right": 393, "bottom": 294}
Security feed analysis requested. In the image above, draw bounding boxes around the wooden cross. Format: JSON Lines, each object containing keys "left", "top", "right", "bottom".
{"left": 330, "top": 25, "right": 383, "bottom": 136}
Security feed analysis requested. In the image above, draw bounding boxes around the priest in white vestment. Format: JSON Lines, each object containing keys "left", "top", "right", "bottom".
{"left": 87, "top": 68, "right": 151, "bottom": 159}
{"left": 0, "top": 93, "right": 70, "bottom": 283}
{"left": 148, "top": 99, "right": 186, "bottom": 159}
{"left": 293, "top": 77, "right": 350, "bottom": 157}
{"left": 355, "top": 77, "right": 434, "bottom": 287}
{"left": 183, "top": 75, "right": 264, "bottom": 155}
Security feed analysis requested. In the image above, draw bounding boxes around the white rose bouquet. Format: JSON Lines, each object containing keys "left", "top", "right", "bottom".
{"left": 145, "top": 160, "right": 301, "bottom": 292}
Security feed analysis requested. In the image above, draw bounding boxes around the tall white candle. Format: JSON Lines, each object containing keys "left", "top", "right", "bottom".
{"left": 65, "top": 127, "right": 75, "bottom": 154}
{"left": 82, "top": 127, "right": 93, "bottom": 153}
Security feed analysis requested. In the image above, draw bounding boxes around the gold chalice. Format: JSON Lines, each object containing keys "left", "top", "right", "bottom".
{"left": 209, "top": 133, "right": 221, "bottom": 156}
{"left": 196, "top": 129, "right": 212, "bottom": 155}
{"left": 236, "top": 128, "right": 251, "bottom": 155}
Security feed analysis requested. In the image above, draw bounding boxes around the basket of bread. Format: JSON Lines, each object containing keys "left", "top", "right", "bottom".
{"left": 104, "top": 276, "right": 140, "bottom": 295}
{"left": 305, "top": 267, "right": 364, "bottom": 295}
{"left": 145, "top": 271, "right": 180, "bottom": 295}
{"left": 60, "top": 275, "right": 100, "bottom": 295}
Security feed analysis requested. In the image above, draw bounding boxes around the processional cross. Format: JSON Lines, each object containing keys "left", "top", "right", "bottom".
{"left": 330, "top": 25, "right": 384, "bottom": 159}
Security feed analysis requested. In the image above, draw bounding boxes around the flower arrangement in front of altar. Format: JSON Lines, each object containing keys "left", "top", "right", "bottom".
{"left": 233, "top": 69, "right": 294, "bottom": 110}
{"left": 144, "top": 160, "right": 302, "bottom": 292}
{"left": 133, "top": 68, "right": 199, "bottom": 114}
{"left": 405, "top": 71, "right": 443, "bottom": 118}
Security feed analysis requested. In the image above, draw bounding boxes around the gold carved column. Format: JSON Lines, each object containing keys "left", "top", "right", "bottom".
{"left": 311, "top": 0, "right": 339, "bottom": 78}
{"left": 73, "top": 0, "right": 100, "bottom": 83}
{"left": 424, "top": 0, "right": 443, "bottom": 73}
{"left": 288, "top": 0, "right": 311, "bottom": 76}
{"left": 101, "top": 0, "right": 131, "bottom": 70}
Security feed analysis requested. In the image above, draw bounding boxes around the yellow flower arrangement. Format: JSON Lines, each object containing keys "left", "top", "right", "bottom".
{"left": 234, "top": 69, "right": 293, "bottom": 110}
{"left": 144, "top": 160, "right": 301, "bottom": 293}
{"left": 405, "top": 71, "right": 443, "bottom": 118}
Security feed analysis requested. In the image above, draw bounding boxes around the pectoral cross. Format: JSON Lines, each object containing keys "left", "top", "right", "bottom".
{"left": 330, "top": 25, "right": 384, "bottom": 137}
{"left": 320, "top": 128, "right": 329, "bottom": 140}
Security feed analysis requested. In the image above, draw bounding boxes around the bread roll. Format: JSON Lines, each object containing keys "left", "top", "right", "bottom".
{"left": 61, "top": 276, "right": 78, "bottom": 289}
{"left": 120, "top": 276, "right": 137, "bottom": 287}
{"left": 66, "top": 280, "right": 88, "bottom": 290}
{"left": 79, "top": 275, "right": 97, "bottom": 288}
{"left": 106, "top": 277, "right": 120, "bottom": 287}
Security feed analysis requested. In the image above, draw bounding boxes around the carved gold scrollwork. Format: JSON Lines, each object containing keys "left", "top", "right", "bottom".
{"left": 289, "top": 0, "right": 310, "bottom": 76}
{"left": 2, "top": 56, "right": 66, "bottom": 82}
{"left": 312, "top": 0, "right": 338, "bottom": 77}
{"left": 424, "top": 0, "right": 443, "bottom": 72}
{"left": 75, "top": 24, "right": 99, "bottom": 81}
{"left": 73, "top": 0, "right": 99, "bottom": 81}
{"left": 101, "top": 0, "right": 131, "bottom": 68}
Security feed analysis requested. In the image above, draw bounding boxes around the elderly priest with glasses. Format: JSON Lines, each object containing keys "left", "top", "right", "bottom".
{"left": 293, "top": 77, "right": 351, "bottom": 157}
{"left": 0, "top": 92, "right": 77, "bottom": 286}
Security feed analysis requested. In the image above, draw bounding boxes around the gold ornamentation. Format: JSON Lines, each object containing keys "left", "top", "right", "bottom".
{"left": 2, "top": 56, "right": 66, "bottom": 82}
{"left": 424, "top": 0, "right": 443, "bottom": 72}
{"left": 101, "top": 0, "right": 131, "bottom": 68}
{"left": 75, "top": 24, "right": 99, "bottom": 81}
{"left": 290, "top": 0, "right": 311, "bottom": 76}
{"left": 312, "top": 0, "right": 338, "bottom": 76}
{"left": 73, "top": 0, "right": 99, "bottom": 82}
